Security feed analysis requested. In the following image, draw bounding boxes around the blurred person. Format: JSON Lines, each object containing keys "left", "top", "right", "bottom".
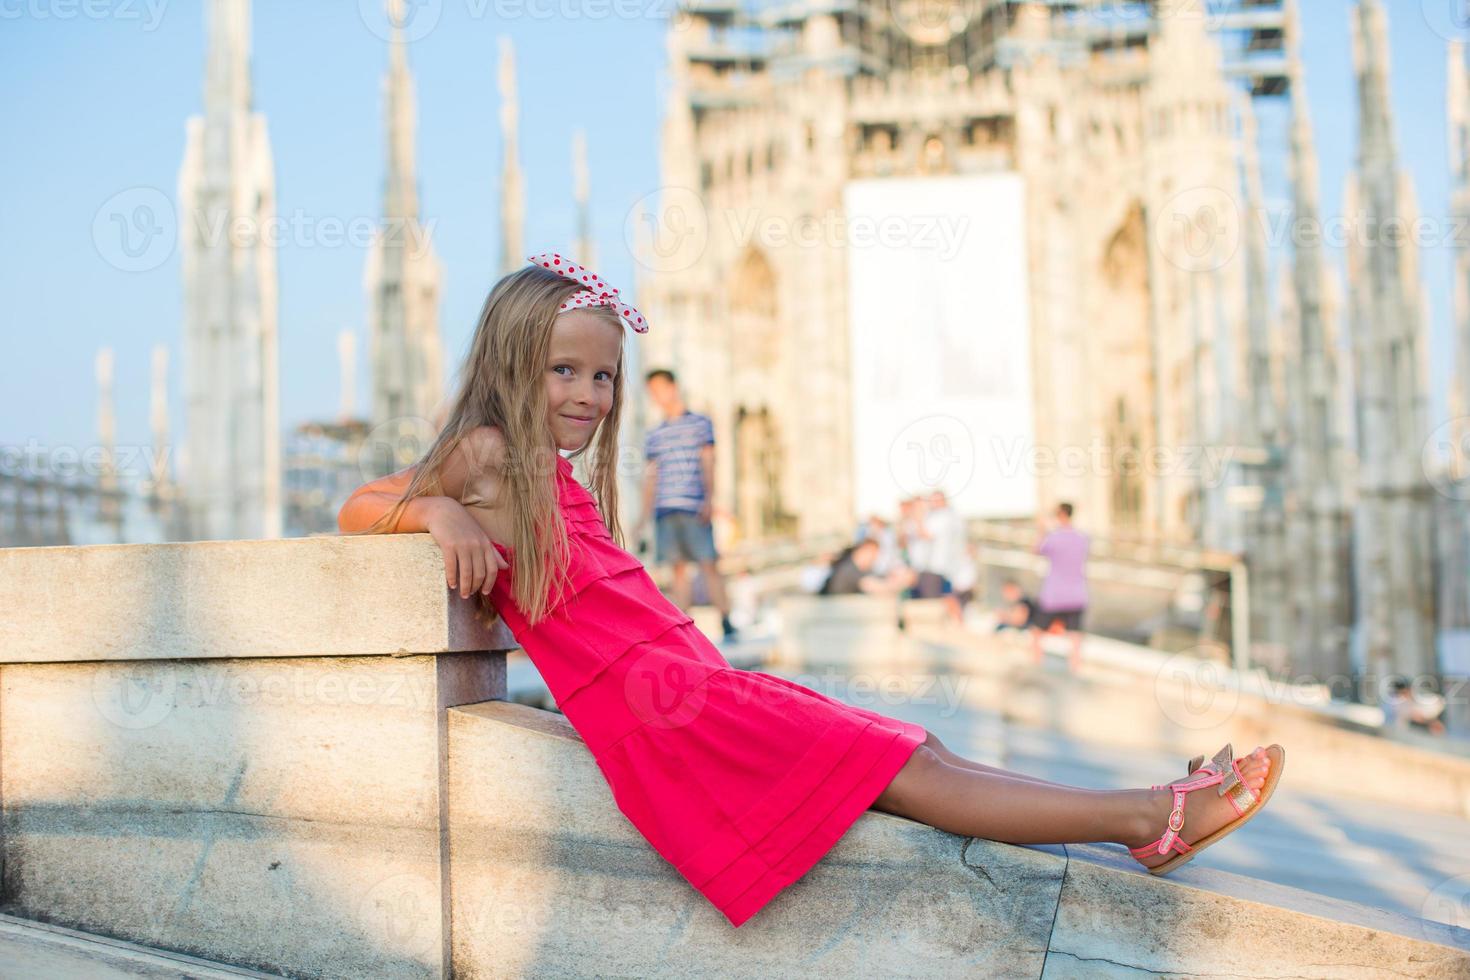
{"left": 819, "top": 538, "right": 916, "bottom": 596}
{"left": 1030, "top": 502, "right": 1089, "bottom": 673}
{"left": 800, "top": 550, "right": 838, "bottom": 593}
{"left": 897, "top": 496, "right": 928, "bottom": 587}
{"left": 944, "top": 540, "right": 979, "bottom": 626}
{"left": 635, "top": 368, "right": 738, "bottom": 641}
{"left": 857, "top": 514, "right": 902, "bottom": 577}
{"left": 918, "top": 489, "right": 967, "bottom": 607}
{"left": 1381, "top": 678, "right": 1447, "bottom": 736}
{"left": 994, "top": 579, "right": 1037, "bottom": 633}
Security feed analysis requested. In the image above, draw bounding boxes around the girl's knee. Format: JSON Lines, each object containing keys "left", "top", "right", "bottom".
{"left": 874, "top": 744, "right": 946, "bottom": 817}
{"left": 922, "top": 731, "right": 952, "bottom": 761}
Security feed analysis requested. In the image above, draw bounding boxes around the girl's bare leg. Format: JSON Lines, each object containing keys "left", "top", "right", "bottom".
{"left": 872, "top": 742, "right": 1273, "bottom": 852}
{"left": 920, "top": 731, "right": 1099, "bottom": 792}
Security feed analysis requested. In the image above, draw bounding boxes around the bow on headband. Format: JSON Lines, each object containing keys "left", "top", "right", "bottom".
{"left": 526, "top": 252, "right": 649, "bottom": 333}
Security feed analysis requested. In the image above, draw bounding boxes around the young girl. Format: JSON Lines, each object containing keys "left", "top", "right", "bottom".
{"left": 338, "top": 253, "right": 1286, "bottom": 929}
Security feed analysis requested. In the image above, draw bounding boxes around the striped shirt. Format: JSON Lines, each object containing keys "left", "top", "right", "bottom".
{"left": 645, "top": 410, "right": 714, "bottom": 515}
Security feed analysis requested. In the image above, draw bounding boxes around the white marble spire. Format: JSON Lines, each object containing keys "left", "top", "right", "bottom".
{"left": 338, "top": 329, "right": 357, "bottom": 424}
{"left": 148, "top": 344, "right": 173, "bottom": 494}
{"left": 498, "top": 35, "right": 525, "bottom": 277}
{"left": 177, "top": 0, "right": 281, "bottom": 540}
{"left": 1449, "top": 41, "right": 1470, "bottom": 452}
{"left": 1345, "top": 0, "right": 1438, "bottom": 679}
{"left": 95, "top": 348, "right": 117, "bottom": 496}
{"left": 1281, "top": 0, "right": 1354, "bottom": 679}
{"left": 572, "top": 128, "right": 595, "bottom": 269}
{"left": 365, "top": 0, "right": 445, "bottom": 445}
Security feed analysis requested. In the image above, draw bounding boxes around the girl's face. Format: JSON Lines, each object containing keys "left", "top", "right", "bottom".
{"left": 545, "top": 308, "right": 624, "bottom": 451}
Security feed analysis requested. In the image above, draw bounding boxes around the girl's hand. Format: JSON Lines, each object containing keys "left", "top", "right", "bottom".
{"left": 423, "top": 497, "right": 509, "bottom": 598}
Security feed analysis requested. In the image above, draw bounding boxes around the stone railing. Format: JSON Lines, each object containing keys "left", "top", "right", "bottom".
{"left": 0, "top": 534, "right": 514, "bottom": 979}
{"left": 1, "top": 536, "right": 1466, "bottom": 977}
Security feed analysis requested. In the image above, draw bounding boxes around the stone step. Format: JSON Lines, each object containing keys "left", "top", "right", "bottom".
{"left": 446, "top": 700, "right": 1470, "bottom": 978}
{"left": 0, "top": 912, "right": 283, "bottom": 979}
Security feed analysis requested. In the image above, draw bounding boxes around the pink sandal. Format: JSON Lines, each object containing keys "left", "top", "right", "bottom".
{"left": 1128, "top": 742, "right": 1286, "bottom": 875}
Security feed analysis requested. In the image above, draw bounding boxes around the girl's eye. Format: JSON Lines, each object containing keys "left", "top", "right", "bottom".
{"left": 553, "top": 365, "right": 614, "bottom": 382}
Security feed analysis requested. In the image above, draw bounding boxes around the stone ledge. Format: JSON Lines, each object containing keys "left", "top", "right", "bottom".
{"left": 446, "top": 701, "right": 1470, "bottom": 977}
{"left": 890, "top": 623, "right": 1470, "bottom": 820}
{"left": 0, "top": 911, "right": 284, "bottom": 979}
{"left": 0, "top": 535, "right": 518, "bottom": 663}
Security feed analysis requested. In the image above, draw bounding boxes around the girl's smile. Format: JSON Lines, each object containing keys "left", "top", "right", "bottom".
{"left": 546, "top": 308, "right": 623, "bottom": 450}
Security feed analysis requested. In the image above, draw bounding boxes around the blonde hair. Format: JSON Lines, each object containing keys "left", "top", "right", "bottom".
{"left": 345, "top": 263, "right": 629, "bottom": 627}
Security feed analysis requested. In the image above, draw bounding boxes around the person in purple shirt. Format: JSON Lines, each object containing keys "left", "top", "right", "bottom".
{"left": 1030, "top": 501, "right": 1089, "bottom": 672}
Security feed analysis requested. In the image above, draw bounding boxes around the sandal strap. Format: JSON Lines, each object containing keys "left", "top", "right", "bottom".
{"left": 1154, "top": 752, "right": 1232, "bottom": 854}
{"left": 1129, "top": 834, "right": 1192, "bottom": 858}
{"left": 1209, "top": 743, "right": 1259, "bottom": 817}
{"left": 1135, "top": 744, "right": 1262, "bottom": 863}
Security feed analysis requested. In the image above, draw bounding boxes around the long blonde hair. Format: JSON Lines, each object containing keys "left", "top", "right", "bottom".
{"left": 345, "top": 262, "right": 629, "bottom": 626}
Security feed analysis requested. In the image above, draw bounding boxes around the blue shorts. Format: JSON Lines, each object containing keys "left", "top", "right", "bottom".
{"left": 655, "top": 509, "right": 717, "bottom": 563}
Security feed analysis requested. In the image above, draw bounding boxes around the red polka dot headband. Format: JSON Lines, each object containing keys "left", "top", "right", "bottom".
{"left": 527, "top": 252, "right": 649, "bottom": 333}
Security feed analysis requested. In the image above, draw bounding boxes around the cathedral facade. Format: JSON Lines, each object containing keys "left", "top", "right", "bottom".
{"left": 636, "top": 0, "right": 1283, "bottom": 552}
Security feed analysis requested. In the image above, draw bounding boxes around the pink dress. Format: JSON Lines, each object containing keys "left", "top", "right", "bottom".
{"left": 486, "top": 453, "right": 927, "bottom": 928}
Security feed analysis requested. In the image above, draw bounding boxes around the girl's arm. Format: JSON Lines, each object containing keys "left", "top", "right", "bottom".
{"left": 337, "top": 426, "right": 510, "bottom": 597}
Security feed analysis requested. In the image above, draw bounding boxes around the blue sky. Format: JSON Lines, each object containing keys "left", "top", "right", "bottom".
{"left": 0, "top": 0, "right": 1460, "bottom": 482}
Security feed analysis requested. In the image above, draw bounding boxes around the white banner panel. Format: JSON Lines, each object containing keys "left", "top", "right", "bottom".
{"left": 843, "top": 173, "right": 1036, "bottom": 521}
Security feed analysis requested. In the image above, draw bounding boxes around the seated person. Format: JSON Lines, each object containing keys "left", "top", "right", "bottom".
{"left": 819, "top": 539, "right": 915, "bottom": 596}
{"left": 993, "top": 579, "right": 1036, "bottom": 632}
{"left": 1381, "top": 678, "right": 1447, "bottom": 736}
